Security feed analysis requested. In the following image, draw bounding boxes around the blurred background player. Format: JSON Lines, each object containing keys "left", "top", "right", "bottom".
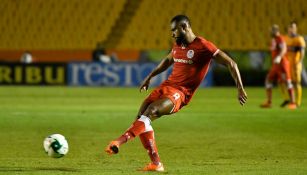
{"left": 105, "top": 15, "right": 247, "bottom": 172}
{"left": 280, "top": 22, "right": 306, "bottom": 107}
{"left": 260, "top": 24, "right": 296, "bottom": 109}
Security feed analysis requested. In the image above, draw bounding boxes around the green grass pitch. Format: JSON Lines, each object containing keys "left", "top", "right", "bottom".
{"left": 0, "top": 86, "right": 307, "bottom": 175}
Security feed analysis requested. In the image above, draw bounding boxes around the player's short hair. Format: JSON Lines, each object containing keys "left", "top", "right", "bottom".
{"left": 171, "top": 15, "right": 191, "bottom": 26}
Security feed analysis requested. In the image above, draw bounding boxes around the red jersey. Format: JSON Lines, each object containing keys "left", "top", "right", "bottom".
{"left": 267, "top": 35, "right": 291, "bottom": 81}
{"left": 161, "top": 36, "right": 219, "bottom": 104}
{"left": 270, "top": 35, "right": 287, "bottom": 64}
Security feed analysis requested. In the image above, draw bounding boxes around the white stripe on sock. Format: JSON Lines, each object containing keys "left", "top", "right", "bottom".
{"left": 138, "top": 115, "right": 153, "bottom": 132}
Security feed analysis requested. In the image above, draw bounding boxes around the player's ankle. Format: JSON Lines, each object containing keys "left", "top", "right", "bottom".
{"left": 152, "top": 161, "right": 161, "bottom": 166}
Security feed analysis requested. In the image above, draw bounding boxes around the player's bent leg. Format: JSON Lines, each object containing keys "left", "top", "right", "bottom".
{"left": 138, "top": 98, "right": 174, "bottom": 171}
{"left": 105, "top": 102, "right": 151, "bottom": 155}
{"left": 105, "top": 98, "right": 175, "bottom": 156}
{"left": 136, "top": 100, "right": 151, "bottom": 119}
{"left": 142, "top": 97, "right": 175, "bottom": 121}
{"left": 105, "top": 115, "right": 153, "bottom": 155}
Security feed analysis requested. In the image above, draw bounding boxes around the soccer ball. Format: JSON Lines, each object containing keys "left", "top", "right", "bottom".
{"left": 43, "top": 134, "right": 69, "bottom": 158}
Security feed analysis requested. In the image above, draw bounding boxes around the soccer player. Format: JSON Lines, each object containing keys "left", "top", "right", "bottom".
{"left": 260, "top": 25, "right": 296, "bottom": 109}
{"left": 280, "top": 22, "right": 306, "bottom": 107}
{"left": 105, "top": 15, "right": 247, "bottom": 172}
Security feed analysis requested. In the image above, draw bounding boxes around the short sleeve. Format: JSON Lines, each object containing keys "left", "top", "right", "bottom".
{"left": 203, "top": 40, "right": 219, "bottom": 57}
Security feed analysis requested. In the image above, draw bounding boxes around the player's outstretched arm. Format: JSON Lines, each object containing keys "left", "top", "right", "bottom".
{"left": 139, "top": 52, "right": 174, "bottom": 92}
{"left": 214, "top": 50, "right": 247, "bottom": 105}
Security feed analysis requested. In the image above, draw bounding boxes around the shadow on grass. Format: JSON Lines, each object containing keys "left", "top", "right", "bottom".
{"left": 0, "top": 166, "right": 80, "bottom": 172}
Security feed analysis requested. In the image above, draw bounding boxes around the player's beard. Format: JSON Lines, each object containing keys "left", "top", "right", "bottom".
{"left": 175, "top": 32, "right": 187, "bottom": 46}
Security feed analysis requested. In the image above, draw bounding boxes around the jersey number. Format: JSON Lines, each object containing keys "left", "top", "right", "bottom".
{"left": 173, "top": 93, "right": 180, "bottom": 100}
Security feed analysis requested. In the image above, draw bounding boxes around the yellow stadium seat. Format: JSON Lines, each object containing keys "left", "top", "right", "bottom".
{"left": 0, "top": 0, "right": 306, "bottom": 51}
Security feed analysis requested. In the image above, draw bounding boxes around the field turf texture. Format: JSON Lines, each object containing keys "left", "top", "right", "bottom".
{"left": 0, "top": 87, "right": 307, "bottom": 175}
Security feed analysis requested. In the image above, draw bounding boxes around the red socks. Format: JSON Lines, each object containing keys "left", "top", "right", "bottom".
{"left": 114, "top": 115, "right": 160, "bottom": 165}
{"left": 140, "top": 131, "right": 160, "bottom": 165}
{"left": 116, "top": 115, "right": 153, "bottom": 146}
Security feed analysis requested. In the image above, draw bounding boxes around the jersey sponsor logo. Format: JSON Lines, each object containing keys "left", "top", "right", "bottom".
{"left": 173, "top": 58, "right": 193, "bottom": 64}
{"left": 187, "top": 50, "right": 194, "bottom": 59}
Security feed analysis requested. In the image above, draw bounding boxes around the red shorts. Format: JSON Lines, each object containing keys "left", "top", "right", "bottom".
{"left": 144, "top": 86, "right": 186, "bottom": 113}
{"left": 267, "top": 59, "right": 291, "bottom": 82}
